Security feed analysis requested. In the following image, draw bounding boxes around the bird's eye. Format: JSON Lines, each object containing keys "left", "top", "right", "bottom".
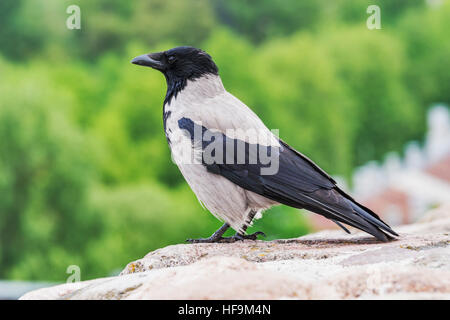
{"left": 167, "top": 56, "right": 176, "bottom": 64}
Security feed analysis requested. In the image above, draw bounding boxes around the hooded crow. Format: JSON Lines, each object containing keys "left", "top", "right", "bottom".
{"left": 131, "top": 46, "right": 399, "bottom": 243}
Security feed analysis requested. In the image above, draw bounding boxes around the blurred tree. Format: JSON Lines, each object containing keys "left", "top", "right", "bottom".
{"left": 75, "top": 0, "right": 216, "bottom": 59}
{"left": 397, "top": 2, "right": 450, "bottom": 108}
{"left": 88, "top": 44, "right": 184, "bottom": 187}
{"left": 212, "top": 0, "right": 425, "bottom": 43}
{"left": 322, "top": 27, "right": 423, "bottom": 167}
{"left": 212, "top": 0, "right": 324, "bottom": 42}
{"left": 0, "top": 1, "right": 24, "bottom": 58}
{"left": 85, "top": 184, "right": 219, "bottom": 276}
{"left": 0, "top": 61, "right": 102, "bottom": 280}
{"left": 0, "top": 0, "right": 70, "bottom": 60}
{"left": 249, "top": 34, "right": 358, "bottom": 177}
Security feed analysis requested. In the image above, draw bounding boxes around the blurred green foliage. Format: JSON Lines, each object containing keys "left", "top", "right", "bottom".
{"left": 0, "top": 0, "right": 449, "bottom": 282}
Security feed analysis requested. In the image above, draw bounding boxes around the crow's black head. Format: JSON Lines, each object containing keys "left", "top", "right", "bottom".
{"left": 131, "top": 46, "right": 219, "bottom": 105}
{"left": 131, "top": 46, "right": 218, "bottom": 82}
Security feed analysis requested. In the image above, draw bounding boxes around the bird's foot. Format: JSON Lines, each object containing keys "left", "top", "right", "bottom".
{"left": 186, "top": 231, "right": 266, "bottom": 243}
{"left": 220, "top": 231, "right": 266, "bottom": 243}
{"left": 186, "top": 236, "right": 223, "bottom": 243}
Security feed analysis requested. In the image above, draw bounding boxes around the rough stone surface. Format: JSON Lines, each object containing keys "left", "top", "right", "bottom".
{"left": 21, "top": 206, "right": 450, "bottom": 300}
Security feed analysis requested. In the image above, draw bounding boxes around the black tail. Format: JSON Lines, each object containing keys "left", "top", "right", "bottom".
{"left": 303, "top": 187, "right": 399, "bottom": 242}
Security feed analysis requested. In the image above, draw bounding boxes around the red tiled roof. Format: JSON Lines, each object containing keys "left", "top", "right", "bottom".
{"left": 426, "top": 154, "right": 450, "bottom": 183}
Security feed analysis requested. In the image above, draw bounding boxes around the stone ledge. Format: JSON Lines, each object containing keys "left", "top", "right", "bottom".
{"left": 20, "top": 205, "right": 450, "bottom": 300}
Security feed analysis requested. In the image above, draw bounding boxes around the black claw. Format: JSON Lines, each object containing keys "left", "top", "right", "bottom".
{"left": 186, "top": 237, "right": 222, "bottom": 243}
{"left": 253, "top": 231, "right": 266, "bottom": 238}
{"left": 224, "top": 231, "right": 266, "bottom": 242}
{"left": 186, "top": 229, "right": 266, "bottom": 244}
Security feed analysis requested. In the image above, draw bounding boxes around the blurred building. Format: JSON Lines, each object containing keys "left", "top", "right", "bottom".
{"left": 310, "top": 105, "right": 450, "bottom": 230}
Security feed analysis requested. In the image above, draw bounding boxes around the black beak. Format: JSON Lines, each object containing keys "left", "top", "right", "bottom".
{"left": 131, "top": 53, "right": 165, "bottom": 70}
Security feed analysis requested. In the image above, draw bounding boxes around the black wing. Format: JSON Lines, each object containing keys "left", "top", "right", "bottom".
{"left": 179, "top": 117, "right": 398, "bottom": 241}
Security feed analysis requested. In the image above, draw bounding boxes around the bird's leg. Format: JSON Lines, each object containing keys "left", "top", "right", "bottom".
{"left": 186, "top": 223, "right": 230, "bottom": 243}
{"left": 223, "top": 210, "right": 266, "bottom": 241}
{"left": 186, "top": 211, "right": 266, "bottom": 243}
